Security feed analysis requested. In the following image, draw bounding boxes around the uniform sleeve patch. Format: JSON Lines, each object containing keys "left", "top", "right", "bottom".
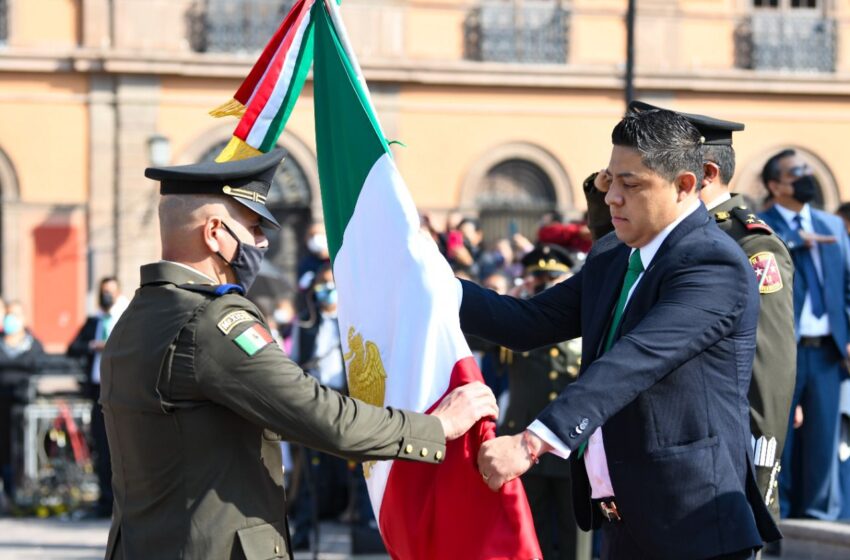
{"left": 234, "top": 324, "right": 274, "bottom": 356}
{"left": 217, "top": 310, "right": 253, "bottom": 335}
{"left": 749, "top": 251, "right": 784, "bottom": 294}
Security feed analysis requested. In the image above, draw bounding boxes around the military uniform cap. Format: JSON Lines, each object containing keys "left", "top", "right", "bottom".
{"left": 522, "top": 244, "right": 574, "bottom": 274}
{"left": 628, "top": 100, "right": 745, "bottom": 146}
{"left": 145, "top": 148, "right": 285, "bottom": 229}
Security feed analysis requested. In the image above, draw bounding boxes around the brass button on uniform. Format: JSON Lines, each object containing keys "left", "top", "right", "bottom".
{"left": 549, "top": 391, "right": 558, "bottom": 401}
{"left": 507, "top": 420, "right": 516, "bottom": 428}
{"left": 522, "top": 352, "right": 529, "bottom": 358}
{"left": 549, "top": 370, "right": 558, "bottom": 380}
{"left": 567, "top": 365, "right": 578, "bottom": 378}
{"left": 420, "top": 448, "right": 428, "bottom": 457}
{"left": 405, "top": 444, "right": 413, "bottom": 454}
{"left": 435, "top": 450, "right": 443, "bottom": 461}
{"left": 275, "top": 544, "right": 280, "bottom": 555}
{"left": 549, "top": 348, "right": 559, "bottom": 357}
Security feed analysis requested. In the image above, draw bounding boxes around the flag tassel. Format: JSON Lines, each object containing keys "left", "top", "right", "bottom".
{"left": 215, "top": 136, "right": 263, "bottom": 163}
{"left": 209, "top": 98, "right": 247, "bottom": 119}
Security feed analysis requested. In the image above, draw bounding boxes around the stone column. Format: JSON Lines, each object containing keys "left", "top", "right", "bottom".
{"left": 87, "top": 74, "right": 118, "bottom": 288}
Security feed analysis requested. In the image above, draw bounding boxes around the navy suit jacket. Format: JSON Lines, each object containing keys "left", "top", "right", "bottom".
{"left": 759, "top": 205, "right": 850, "bottom": 356}
{"left": 460, "top": 206, "right": 780, "bottom": 559}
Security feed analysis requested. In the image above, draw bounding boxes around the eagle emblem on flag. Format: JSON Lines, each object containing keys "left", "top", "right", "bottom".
{"left": 344, "top": 327, "right": 387, "bottom": 478}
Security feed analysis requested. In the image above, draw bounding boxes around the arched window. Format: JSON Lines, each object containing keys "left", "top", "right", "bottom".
{"left": 476, "top": 158, "right": 558, "bottom": 244}
{"left": 199, "top": 143, "right": 312, "bottom": 298}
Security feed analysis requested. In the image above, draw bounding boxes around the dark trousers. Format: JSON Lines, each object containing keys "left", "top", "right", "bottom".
{"left": 600, "top": 522, "right": 755, "bottom": 560}
{"left": 780, "top": 342, "right": 843, "bottom": 519}
{"left": 89, "top": 388, "right": 113, "bottom": 516}
{"left": 522, "top": 474, "right": 591, "bottom": 560}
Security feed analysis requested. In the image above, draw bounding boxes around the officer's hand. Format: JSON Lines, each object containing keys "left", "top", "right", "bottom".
{"left": 593, "top": 168, "right": 612, "bottom": 193}
{"left": 799, "top": 230, "right": 836, "bottom": 248}
{"left": 478, "top": 431, "right": 550, "bottom": 491}
{"left": 432, "top": 381, "right": 498, "bottom": 441}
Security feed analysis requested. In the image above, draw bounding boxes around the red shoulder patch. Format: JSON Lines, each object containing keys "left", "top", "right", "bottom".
{"left": 745, "top": 221, "right": 773, "bottom": 234}
{"left": 749, "top": 252, "right": 783, "bottom": 294}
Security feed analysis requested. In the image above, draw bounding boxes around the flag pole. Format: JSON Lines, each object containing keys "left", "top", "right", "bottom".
{"left": 321, "top": 0, "right": 386, "bottom": 137}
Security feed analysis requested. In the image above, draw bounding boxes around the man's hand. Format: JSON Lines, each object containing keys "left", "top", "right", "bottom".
{"left": 799, "top": 230, "right": 836, "bottom": 248}
{"left": 478, "top": 430, "right": 551, "bottom": 491}
{"left": 794, "top": 405, "right": 804, "bottom": 429}
{"left": 593, "top": 168, "right": 612, "bottom": 193}
{"left": 89, "top": 340, "right": 107, "bottom": 352}
{"left": 432, "top": 382, "right": 498, "bottom": 441}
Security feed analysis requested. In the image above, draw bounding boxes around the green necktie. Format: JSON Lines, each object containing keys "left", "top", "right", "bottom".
{"left": 603, "top": 249, "right": 644, "bottom": 352}
{"left": 578, "top": 249, "right": 642, "bottom": 458}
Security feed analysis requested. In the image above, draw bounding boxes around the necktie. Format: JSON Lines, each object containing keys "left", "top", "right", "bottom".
{"left": 793, "top": 215, "right": 826, "bottom": 318}
{"left": 578, "top": 250, "right": 643, "bottom": 458}
{"left": 603, "top": 249, "right": 644, "bottom": 352}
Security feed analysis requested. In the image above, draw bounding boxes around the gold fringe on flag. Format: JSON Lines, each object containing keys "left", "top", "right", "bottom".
{"left": 209, "top": 98, "right": 247, "bottom": 119}
{"left": 215, "top": 136, "right": 264, "bottom": 163}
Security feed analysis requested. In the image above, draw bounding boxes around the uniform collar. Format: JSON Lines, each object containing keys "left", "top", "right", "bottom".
{"left": 140, "top": 261, "right": 218, "bottom": 287}
{"left": 704, "top": 191, "right": 732, "bottom": 211}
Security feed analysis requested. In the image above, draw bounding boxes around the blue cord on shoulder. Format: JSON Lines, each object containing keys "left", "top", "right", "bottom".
{"left": 215, "top": 284, "right": 245, "bottom": 296}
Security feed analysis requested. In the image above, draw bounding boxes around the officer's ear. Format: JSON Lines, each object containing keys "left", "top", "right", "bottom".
{"left": 703, "top": 162, "right": 720, "bottom": 189}
{"left": 204, "top": 216, "right": 224, "bottom": 254}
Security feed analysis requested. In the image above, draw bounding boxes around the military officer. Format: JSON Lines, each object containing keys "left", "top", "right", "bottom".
{"left": 591, "top": 102, "right": 796, "bottom": 523}
{"left": 100, "top": 149, "right": 497, "bottom": 560}
{"left": 499, "top": 244, "right": 591, "bottom": 560}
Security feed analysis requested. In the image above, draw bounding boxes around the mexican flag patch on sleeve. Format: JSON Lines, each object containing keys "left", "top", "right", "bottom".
{"left": 233, "top": 324, "right": 274, "bottom": 356}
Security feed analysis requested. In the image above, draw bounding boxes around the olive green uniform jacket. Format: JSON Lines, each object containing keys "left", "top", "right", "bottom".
{"left": 100, "top": 262, "right": 445, "bottom": 560}
{"left": 711, "top": 194, "right": 796, "bottom": 519}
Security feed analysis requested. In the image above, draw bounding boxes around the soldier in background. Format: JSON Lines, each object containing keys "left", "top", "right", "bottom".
{"left": 498, "top": 244, "right": 591, "bottom": 560}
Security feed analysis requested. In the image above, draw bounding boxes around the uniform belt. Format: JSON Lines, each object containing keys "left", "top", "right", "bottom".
{"left": 594, "top": 497, "right": 622, "bottom": 522}
{"left": 799, "top": 335, "right": 832, "bottom": 348}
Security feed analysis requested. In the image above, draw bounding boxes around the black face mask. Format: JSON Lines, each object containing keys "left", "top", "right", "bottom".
{"left": 792, "top": 175, "right": 818, "bottom": 204}
{"left": 99, "top": 291, "right": 115, "bottom": 311}
{"left": 217, "top": 222, "right": 267, "bottom": 293}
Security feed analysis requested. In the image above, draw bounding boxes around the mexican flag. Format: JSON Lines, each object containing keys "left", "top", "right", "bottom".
{"left": 211, "top": 0, "right": 541, "bottom": 557}
{"left": 312, "top": 2, "right": 540, "bottom": 559}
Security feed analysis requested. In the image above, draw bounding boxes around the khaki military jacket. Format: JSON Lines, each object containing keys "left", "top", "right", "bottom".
{"left": 100, "top": 262, "right": 445, "bottom": 560}
{"left": 712, "top": 194, "right": 796, "bottom": 519}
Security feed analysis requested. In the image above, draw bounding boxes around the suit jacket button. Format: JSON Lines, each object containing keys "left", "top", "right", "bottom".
{"left": 569, "top": 431, "right": 577, "bottom": 439}
{"left": 405, "top": 444, "right": 413, "bottom": 454}
{"left": 579, "top": 418, "right": 589, "bottom": 429}
{"left": 548, "top": 392, "right": 558, "bottom": 401}
{"left": 549, "top": 370, "right": 558, "bottom": 380}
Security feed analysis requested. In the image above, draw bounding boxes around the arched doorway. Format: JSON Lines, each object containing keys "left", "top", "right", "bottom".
{"left": 735, "top": 146, "right": 839, "bottom": 212}
{"left": 0, "top": 147, "right": 20, "bottom": 296}
{"left": 198, "top": 143, "right": 313, "bottom": 299}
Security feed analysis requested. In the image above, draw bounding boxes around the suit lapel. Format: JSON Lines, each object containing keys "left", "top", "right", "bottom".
{"left": 811, "top": 210, "right": 837, "bottom": 290}
{"left": 588, "top": 244, "right": 630, "bottom": 358}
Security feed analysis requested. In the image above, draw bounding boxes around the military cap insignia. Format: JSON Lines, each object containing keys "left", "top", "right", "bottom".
{"left": 217, "top": 310, "right": 253, "bottom": 335}
{"left": 233, "top": 324, "right": 274, "bottom": 356}
{"left": 749, "top": 252, "right": 783, "bottom": 294}
{"left": 344, "top": 327, "right": 387, "bottom": 478}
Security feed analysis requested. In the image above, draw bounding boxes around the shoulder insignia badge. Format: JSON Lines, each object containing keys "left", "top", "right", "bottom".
{"left": 233, "top": 324, "right": 273, "bottom": 356}
{"left": 714, "top": 211, "right": 731, "bottom": 222}
{"left": 217, "top": 310, "right": 253, "bottom": 335}
{"left": 344, "top": 327, "right": 387, "bottom": 478}
{"left": 744, "top": 214, "right": 773, "bottom": 234}
{"left": 749, "top": 252, "right": 783, "bottom": 294}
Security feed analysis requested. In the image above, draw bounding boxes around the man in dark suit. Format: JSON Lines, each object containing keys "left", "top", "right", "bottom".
{"left": 67, "top": 276, "right": 128, "bottom": 517}
{"left": 468, "top": 108, "right": 780, "bottom": 559}
{"left": 758, "top": 149, "right": 850, "bottom": 520}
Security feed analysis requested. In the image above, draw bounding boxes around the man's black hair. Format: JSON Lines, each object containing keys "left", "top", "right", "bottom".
{"left": 99, "top": 276, "right": 120, "bottom": 290}
{"left": 612, "top": 109, "right": 704, "bottom": 187}
{"left": 836, "top": 202, "right": 850, "bottom": 224}
{"left": 702, "top": 144, "right": 736, "bottom": 185}
{"left": 761, "top": 148, "right": 797, "bottom": 189}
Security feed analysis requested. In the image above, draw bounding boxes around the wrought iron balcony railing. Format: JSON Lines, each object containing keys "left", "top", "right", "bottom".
{"left": 188, "top": 0, "right": 296, "bottom": 54}
{"left": 0, "top": 0, "right": 8, "bottom": 45}
{"left": 735, "top": 12, "right": 836, "bottom": 73}
{"left": 464, "top": 1, "right": 570, "bottom": 64}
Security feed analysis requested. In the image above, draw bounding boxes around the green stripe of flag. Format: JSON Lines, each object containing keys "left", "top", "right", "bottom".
{"left": 313, "top": 1, "right": 389, "bottom": 262}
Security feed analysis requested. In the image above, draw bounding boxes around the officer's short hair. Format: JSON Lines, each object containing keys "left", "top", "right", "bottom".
{"left": 761, "top": 149, "right": 796, "bottom": 188}
{"left": 612, "top": 109, "right": 704, "bottom": 187}
{"left": 702, "top": 144, "right": 736, "bottom": 185}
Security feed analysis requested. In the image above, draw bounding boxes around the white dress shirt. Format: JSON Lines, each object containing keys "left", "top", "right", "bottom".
{"left": 528, "top": 198, "right": 702, "bottom": 499}
{"left": 772, "top": 203, "right": 830, "bottom": 337}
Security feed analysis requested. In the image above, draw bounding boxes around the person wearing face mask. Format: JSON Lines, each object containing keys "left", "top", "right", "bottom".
{"left": 0, "top": 300, "right": 44, "bottom": 501}
{"left": 68, "top": 276, "right": 128, "bottom": 518}
{"left": 296, "top": 223, "right": 331, "bottom": 293}
{"left": 496, "top": 245, "right": 590, "bottom": 560}
{"left": 98, "top": 150, "right": 497, "bottom": 560}
{"left": 288, "top": 264, "right": 350, "bottom": 550}
{"left": 759, "top": 149, "right": 850, "bottom": 521}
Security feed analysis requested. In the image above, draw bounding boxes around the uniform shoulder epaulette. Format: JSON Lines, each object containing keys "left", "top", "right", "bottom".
{"left": 730, "top": 207, "right": 773, "bottom": 235}
{"left": 177, "top": 283, "right": 245, "bottom": 297}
